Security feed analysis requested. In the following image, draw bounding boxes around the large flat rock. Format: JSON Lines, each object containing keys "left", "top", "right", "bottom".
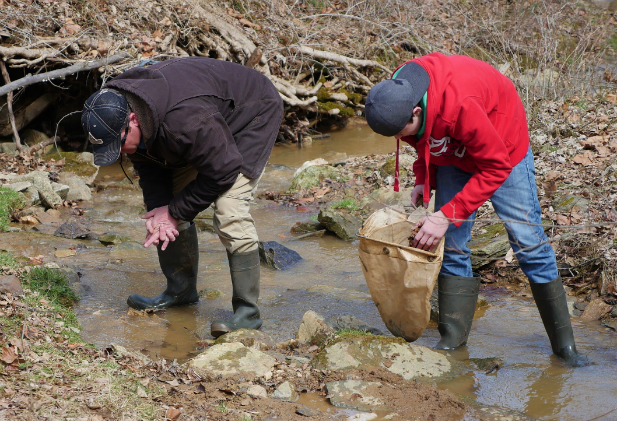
{"left": 313, "top": 337, "right": 451, "bottom": 380}
{"left": 188, "top": 342, "right": 277, "bottom": 379}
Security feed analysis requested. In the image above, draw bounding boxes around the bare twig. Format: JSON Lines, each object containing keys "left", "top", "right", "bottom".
{"left": 0, "top": 61, "right": 23, "bottom": 152}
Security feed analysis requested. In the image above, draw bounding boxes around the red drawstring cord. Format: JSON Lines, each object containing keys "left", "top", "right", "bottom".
{"left": 394, "top": 137, "right": 400, "bottom": 192}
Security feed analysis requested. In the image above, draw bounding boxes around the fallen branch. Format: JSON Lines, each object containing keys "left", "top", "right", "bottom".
{"left": 0, "top": 61, "right": 23, "bottom": 152}
{"left": 26, "top": 136, "right": 57, "bottom": 156}
{"left": 0, "top": 52, "right": 129, "bottom": 97}
{"left": 292, "top": 45, "right": 391, "bottom": 74}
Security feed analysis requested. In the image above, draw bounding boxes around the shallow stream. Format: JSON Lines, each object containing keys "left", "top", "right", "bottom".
{"left": 5, "top": 123, "right": 617, "bottom": 420}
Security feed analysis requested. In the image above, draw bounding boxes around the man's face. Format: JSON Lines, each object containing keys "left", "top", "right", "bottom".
{"left": 120, "top": 113, "right": 141, "bottom": 154}
{"left": 394, "top": 106, "right": 422, "bottom": 139}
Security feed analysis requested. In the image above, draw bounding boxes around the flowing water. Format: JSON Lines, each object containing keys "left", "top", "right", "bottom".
{"left": 6, "top": 123, "right": 617, "bottom": 420}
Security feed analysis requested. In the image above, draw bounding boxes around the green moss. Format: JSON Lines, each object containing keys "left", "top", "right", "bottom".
{"left": 46, "top": 152, "right": 97, "bottom": 177}
{"left": 330, "top": 198, "right": 359, "bottom": 211}
{"left": 340, "top": 88, "right": 363, "bottom": 104}
{"left": 317, "top": 87, "right": 331, "bottom": 102}
{"left": 0, "top": 187, "right": 24, "bottom": 232}
{"left": 26, "top": 266, "right": 79, "bottom": 307}
{"left": 317, "top": 102, "right": 355, "bottom": 117}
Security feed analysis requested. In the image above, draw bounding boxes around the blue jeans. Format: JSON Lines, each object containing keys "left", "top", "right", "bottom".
{"left": 435, "top": 148, "right": 558, "bottom": 284}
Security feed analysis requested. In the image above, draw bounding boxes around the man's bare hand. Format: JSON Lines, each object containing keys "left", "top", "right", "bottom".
{"left": 412, "top": 210, "right": 449, "bottom": 251}
{"left": 410, "top": 184, "right": 432, "bottom": 208}
{"left": 142, "top": 206, "right": 179, "bottom": 251}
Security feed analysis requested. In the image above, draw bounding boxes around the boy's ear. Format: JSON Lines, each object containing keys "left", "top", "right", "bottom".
{"left": 413, "top": 106, "right": 422, "bottom": 117}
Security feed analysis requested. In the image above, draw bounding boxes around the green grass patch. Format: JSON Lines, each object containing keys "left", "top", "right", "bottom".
{"left": 336, "top": 328, "right": 374, "bottom": 337}
{"left": 330, "top": 198, "right": 359, "bottom": 211}
{"left": 0, "top": 187, "right": 24, "bottom": 232}
{"left": 25, "top": 266, "right": 78, "bottom": 307}
{"left": 0, "top": 251, "right": 18, "bottom": 268}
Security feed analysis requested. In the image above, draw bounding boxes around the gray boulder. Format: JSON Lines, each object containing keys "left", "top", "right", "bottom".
{"left": 188, "top": 342, "right": 277, "bottom": 379}
{"left": 51, "top": 182, "right": 70, "bottom": 200}
{"left": 3, "top": 181, "right": 31, "bottom": 192}
{"left": 63, "top": 175, "right": 92, "bottom": 202}
{"left": 271, "top": 381, "right": 297, "bottom": 401}
{"left": 318, "top": 207, "right": 362, "bottom": 241}
{"left": 13, "top": 171, "right": 61, "bottom": 208}
{"left": 313, "top": 337, "right": 451, "bottom": 380}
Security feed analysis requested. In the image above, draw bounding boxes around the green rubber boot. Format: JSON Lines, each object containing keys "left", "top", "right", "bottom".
{"left": 211, "top": 249, "right": 262, "bottom": 338}
{"left": 530, "top": 276, "right": 588, "bottom": 367}
{"left": 127, "top": 223, "right": 199, "bottom": 310}
{"left": 435, "top": 274, "right": 481, "bottom": 350}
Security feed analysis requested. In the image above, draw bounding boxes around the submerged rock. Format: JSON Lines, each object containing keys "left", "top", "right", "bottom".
{"left": 318, "top": 207, "right": 362, "bottom": 240}
{"left": 313, "top": 337, "right": 451, "bottom": 380}
{"left": 291, "top": 221, "right": 323, "bottom": 233}
{"left": 188, "top": 342, "right": 277, "bottom": 379}
{"left": 326, "top": 380, "right": 386, "bottom": 412}
{"left": 54, "top": 217, "right": 90, "bottom": 239}
{"left": 99, "top": 234, "right": 131, "bottom": 246}
{"left": 48, "top": 152, "right": 99, "bottom": 186}
{"left": 199, "top": 288, "right": 222, "bottom": 298}
{"left": 258, "top": 241, "right": 302, "bottom": 270}
{"left": 214, "top": 328, "right": 275, "bottom": 350}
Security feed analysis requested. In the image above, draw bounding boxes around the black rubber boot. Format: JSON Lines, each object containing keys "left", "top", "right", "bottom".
{"left": 435, "top": 274, "right": 481, "bottom": 350}
{"left": 127, "top": 223, "right": 199, "bottom": 310}
{"left": 211, "top": 249, "right": 262, "bottom": 338}
{"left": 530, "top": 276, "right": 588, "bottom": 367}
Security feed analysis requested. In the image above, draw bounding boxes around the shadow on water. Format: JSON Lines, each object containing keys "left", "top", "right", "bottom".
{"left": 9, "top": 121, "right": 614, "bottom": 420}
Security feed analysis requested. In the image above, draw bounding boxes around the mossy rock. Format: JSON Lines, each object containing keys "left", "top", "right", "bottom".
{"left": 552, "top": 194, "right": 589, "bottom": 213}
{"left": 99, "top": 234, "right": 131, "bottom": 246}
{"left": 46, "top": 152, "right": 98, "bottom": 178}
{"left": 288, "top": 165, "right": 342, "bottom": 192}
{"left": 380, "top": 156, "right": 408, "bottom": 178}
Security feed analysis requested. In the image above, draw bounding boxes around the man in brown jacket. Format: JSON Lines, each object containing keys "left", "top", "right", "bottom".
{"left": 81, "top": 57, "right": 284, "bottom": 338}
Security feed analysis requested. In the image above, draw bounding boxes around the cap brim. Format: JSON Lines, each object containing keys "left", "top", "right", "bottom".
{"left": 93, "top": 137, "right": 122, "bottom": 166}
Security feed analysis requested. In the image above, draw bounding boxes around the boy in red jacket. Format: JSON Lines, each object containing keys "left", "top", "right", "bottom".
{"left": 365, "top": 53, "right": 586, "bottom": 366}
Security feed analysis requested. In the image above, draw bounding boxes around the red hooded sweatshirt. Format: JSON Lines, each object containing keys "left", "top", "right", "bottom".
{"left": 396, "top": 53, "right": 530, "bottom": 227}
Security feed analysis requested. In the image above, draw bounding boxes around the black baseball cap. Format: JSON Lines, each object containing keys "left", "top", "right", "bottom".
{"left": 365, "top": 62, "right": 430, "bottom": 137}
{"left": 81, "top": 89, "right": 130, "bottom": 166}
